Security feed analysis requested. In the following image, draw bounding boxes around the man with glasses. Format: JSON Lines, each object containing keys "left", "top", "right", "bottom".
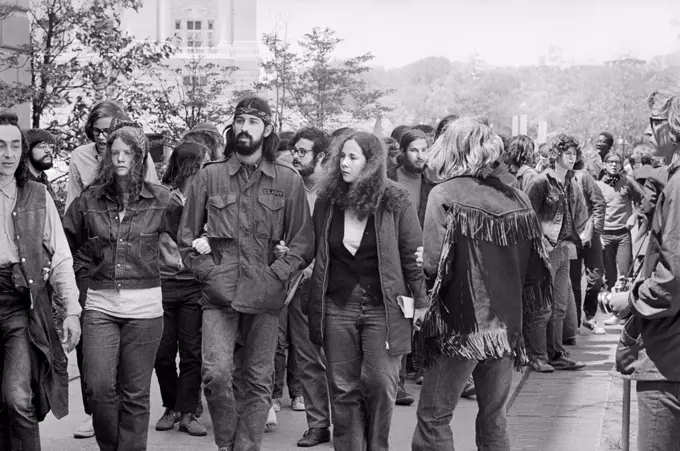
{"left": 277, "top": 126, "right": 333, "bottom": 447}
{"left": 24, "top": 129, "right": 57, "bottom": 200}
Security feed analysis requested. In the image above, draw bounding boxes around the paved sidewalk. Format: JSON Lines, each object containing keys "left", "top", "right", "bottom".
{"left": 507, "top": 314, "right": 622, "bottom": 451}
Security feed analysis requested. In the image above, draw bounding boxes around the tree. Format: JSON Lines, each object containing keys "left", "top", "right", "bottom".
{"left": 257, "top": 32, "right": 298, "bottom": 131}
{"left": 0, "top": 0, "right": 173, "bottom": 147}
{"left": 128, "top": 55, "right": 239, "bottom": 142}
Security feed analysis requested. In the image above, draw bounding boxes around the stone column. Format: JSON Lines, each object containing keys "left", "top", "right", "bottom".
{"left": 0, "top": 0, "right": 31, "bottom": 125}
{"left": 156, "top": 0, "right": 165, "bottom": 41}
{"left": 217, "top": 0, "right": 233, "bottom": 55}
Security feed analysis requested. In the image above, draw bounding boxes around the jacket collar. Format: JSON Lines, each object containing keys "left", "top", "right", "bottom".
{"left": 226, "top": 153, "right": 275, "bottom": 178}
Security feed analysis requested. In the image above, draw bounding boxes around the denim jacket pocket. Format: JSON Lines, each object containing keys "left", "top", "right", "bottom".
{"left": 256, "top": 195, "right": 285, "bottom": 241}
{"left": 207, "top": 194, "right": 238, "bottom": 238}
{"left": 140, "top": 233, "right": 159, "bottom": 263}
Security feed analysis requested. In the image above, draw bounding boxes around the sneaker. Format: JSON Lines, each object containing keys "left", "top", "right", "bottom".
{"left": 264, "top": 406, "right": 278, "bottom": 433}
{"left": 551, "top": 354, "right": 586, "bottom": 371}
{"left": 73, "top": 415, "right": 95, "bottom": 438}
{"left": 582, "top": 318, "right": 606, "bottom": 335}
{"left": 155, "top": 408, "right": 179, "bottom": 431}
{"left": 604, "top": 315, "right": 621, "bottom": 326}
{"left": 415, "top": 375, "right": 424, "bottom": 385}
{"left": 528, "top": 358, "right": 555, "bottom": 373}
{"left": 461, "top": 377, "right": 476, "bottom": 398}
{"left": 291, "top": 396, "right": 306, "bottom": 411}
{"left": 178, "top": 413, "right": 207, "bottom": 436}
{"left": 395, "top": 387, "right": 415, "bottom": 406}
{"left": 272, "top": 398, "right": 282, "bottom": 412}
{"left": 563, "top": 337, "right": 577, "bottom": 346}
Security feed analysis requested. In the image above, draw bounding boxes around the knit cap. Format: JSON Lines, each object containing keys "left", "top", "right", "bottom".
{"left": 24, "top": 128, "right": 56, "bottom": 149}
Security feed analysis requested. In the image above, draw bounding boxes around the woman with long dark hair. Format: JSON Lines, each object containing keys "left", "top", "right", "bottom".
{"left": 307, "top": 131, "right": 427, "bottom": 450}
{"left": 63, "top": 122, "right": 182, "bottom": 451}
{"left": 153, "top": 140, "right": 209, "bottom": 436}
{"left": 66, "top": 101, "right": 159, "bottom": 439}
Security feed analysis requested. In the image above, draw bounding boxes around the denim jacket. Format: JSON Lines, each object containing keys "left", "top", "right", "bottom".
{"left": 525, "top": 168, "right": 589, "bottom": 247}
{"left": 63, "top": 182, "right": 183, "bottom": 291}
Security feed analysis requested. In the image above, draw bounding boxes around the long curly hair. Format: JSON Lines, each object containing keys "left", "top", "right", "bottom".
{"left": 86, "top": 123, "right": 148, "bottom": 211}
{"left": 318, "top": 131, "right": 387, "bottom": 220}
{"left": 547, "top": 133, "right": 580, "bottom": 169}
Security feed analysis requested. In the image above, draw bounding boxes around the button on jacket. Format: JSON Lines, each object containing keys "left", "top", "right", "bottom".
{"left": 178, "top": 154, "right": 314, "bottom": 314}
{"left": 62, "top": 182, "right": 183, "bottom": 291}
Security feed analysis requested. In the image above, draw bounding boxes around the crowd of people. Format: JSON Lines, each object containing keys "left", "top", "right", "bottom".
{"left": 0, "top": 87, "right": 678, "bottom": 451}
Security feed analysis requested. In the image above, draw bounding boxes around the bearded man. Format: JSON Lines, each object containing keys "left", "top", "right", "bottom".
{"left": 24, "top": 128, "right": 57, "bottom": 199}
{"left": 178, "top": 96, "right": 314, "bottom": 451}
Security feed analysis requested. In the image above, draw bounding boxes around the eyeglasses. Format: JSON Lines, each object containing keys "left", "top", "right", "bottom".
{"left": 290, "top": 147, "right": 310, "bottom": 158}
{"left": 92, "top": 127, "right": 109, "bottom": 138}
{"left": 649, "top": 117, "right": 667, "bottom": 130}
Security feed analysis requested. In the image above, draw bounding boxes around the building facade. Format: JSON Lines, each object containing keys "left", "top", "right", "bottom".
{"left": 0, "top": 0, "right": 31, "bottom": 125}
{"left": 121, "top": 0, "right": 260, "bottom": 88}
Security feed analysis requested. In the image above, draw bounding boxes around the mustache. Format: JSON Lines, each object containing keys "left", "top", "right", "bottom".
{"left": 237, "top": 131, "right": 252, "bottom": 140}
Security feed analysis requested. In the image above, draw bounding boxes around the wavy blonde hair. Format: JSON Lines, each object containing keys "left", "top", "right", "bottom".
{"left": 425, "top": 117, "right": 503, "bottom": 182}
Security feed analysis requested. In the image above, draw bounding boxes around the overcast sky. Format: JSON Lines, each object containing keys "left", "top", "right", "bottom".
{"left": 257, "top": 0, "right": 680, "bottom": 68}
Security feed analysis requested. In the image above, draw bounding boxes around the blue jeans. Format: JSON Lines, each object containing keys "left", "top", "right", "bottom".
{"left": 324, "top": 285, "right": 402, "bottom": 451}
{"left": 83, "top": 310, "right": 163, "bottom": 451}
{"left": 412, "top": 356, "right": 512, "bottom": 451}
{"left": 0, "top": 292, "right": 40, "bottom": 451}
{"left": 637, "top": 381, "right": 680, "bottom": 451}
{"left": 288, "top": 281, "right": 331, "bottom": 429}
{"left": 201, "top": 306, "right": 278, "bottom": 451}
{"left": 154, "top": 280, "right": 202, "bottom": 413}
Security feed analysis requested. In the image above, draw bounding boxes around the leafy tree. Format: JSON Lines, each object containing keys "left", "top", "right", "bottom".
{"left": 257, "top": 32, "right": 298, "bottom": 131}
{"left": 0, "top": 0, "right": 173, "bottom": 148}
{"left": 128, "top": 55, "right": 238, "bottom": 142}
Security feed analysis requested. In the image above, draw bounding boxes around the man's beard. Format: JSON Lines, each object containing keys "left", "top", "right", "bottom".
{"left": 30, "top": 153, "right": 53, "bottom": 171}
{"left": 293, "top": 157, "right": 316, "bottom": 177}
{"left": 403, "top": 158, "right": 425, "bottom": 174}
{"left": 235, "top": 131, "right": 264, "bottom": 156}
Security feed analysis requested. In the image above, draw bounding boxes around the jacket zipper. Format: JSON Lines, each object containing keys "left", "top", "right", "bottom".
{"left": 320, "top": 207, "right": 333, "bottom": 342}
{"left": 374, "top": 212, "right": 391, "bottom": 351}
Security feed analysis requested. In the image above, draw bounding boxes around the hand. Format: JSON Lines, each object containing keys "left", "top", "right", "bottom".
{"left": 625, "top": 214, "right": 637, "bottom": 231}
{"left": 61, "top": 315, "right": 81, "bottom": 353}
{"left": 620, "top": 185, "right": 630, "bottom": 197}
{"left": 609, "top": 291, "right": 632, "bottom": 318}
{"left": 275, "top": 240, "right": 290, "bottom": 259}
{"left": 192, "top": 237, "right": 211, "bottom": 255}
{"left": 415, "top": 246, "right": 423, "bottom": 268}
{"left": 413, "top": 306, "right": 428, "bottom": 331}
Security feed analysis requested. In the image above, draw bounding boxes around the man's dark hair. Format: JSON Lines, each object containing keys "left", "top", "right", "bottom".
{"left": 0, "top": 112, "right": 30, "bottom": 187}
{"left": 639, "top": 150, "right": 653, "bottom": 165}
{"left": 290, "top": 126, "right": 330, "bottom": 161}
{"left": 162, "top": 140, "right": 208, "bottom": 189}
{"left": 599, "top": 131, "right": 614, "bottom": 148}
{"left": 413, "top": 124, "right": 434, "bottom": 135}
{"left": 603, "top": 151, "right": 623, "bottom": 164}
{"left": 331, "top": 127, "right": 355, "bottom": 139}
{"left": 84, "top": 100, "right": 130, "bottom": 143}
{"left": 390, "top": 125, "right": 411, "bottom": 142}
{"left": 506, "top": 135, "right": 535, "bottom": 168}
{"left": 399, "top": 129, "right": 428, "bottom": 153}
{"left": 434, "top": 115, "right": 459, "bottom": 141}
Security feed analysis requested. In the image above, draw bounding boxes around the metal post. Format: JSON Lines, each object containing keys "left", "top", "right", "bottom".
{"left": 621, "top": 379, "right": 631, "bottom": 451}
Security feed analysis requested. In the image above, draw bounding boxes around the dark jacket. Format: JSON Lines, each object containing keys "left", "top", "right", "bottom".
{"left": 159, "top": 188, "right": 193, "bottom": 281}
{"left": 516, "top": 165, "right": 539, "bottom": 191}
{"left": 623, "top": 160, "right": 680, "bottom": 381}
{"left": 63, "top": 182, "right": 182, "bottom": 291}
{"left": 525, "top": 168, "right": 589, "bottom": 247}
{"left": 416, "top": 176, "right": 551, "bottom": 369}
{"left": 28, "top": 170, "right": 56, "bottom": 201}
{"left": 13, "top": 181, "right": 69, "bottom": 420}
{"left": 386, "top": 165, "right": 434, "bottom": 226}
{"left": 574, "top": 169, "right": 606, "bottom": 237}
{"left": 307, "top": 180, "right": 427, "bottom": 356}
{"left": 178, "top": 155, "right": 314, "bottom": 313}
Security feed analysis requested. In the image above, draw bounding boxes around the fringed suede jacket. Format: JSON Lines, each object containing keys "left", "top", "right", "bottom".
{"left": 415, "top": 175, "right": 552, "bottom": 369}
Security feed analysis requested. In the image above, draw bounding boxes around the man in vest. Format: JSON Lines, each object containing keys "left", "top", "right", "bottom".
{"left": 0, "top": 112, "right": 81, "bottom": 450}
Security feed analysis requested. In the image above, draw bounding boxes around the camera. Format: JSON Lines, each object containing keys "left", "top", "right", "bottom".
{"left": 598, "top": 275, "right": 632, "bottom": 314}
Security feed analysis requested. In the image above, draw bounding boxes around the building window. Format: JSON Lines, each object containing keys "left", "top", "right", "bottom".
{"left": 175, "top": 20, "right": 181, "bottom": 30}
{"left": 207, "top": 20, "right": 215, "bottom": 47}
{"left": 186, "top": 20, "right": 203, "bottom": 48}
{"left": 182, "top": 74, "right": 208, "bottom": 87}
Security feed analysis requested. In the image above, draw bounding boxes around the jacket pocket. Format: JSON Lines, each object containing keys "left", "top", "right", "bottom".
{"left": 202, "top": 262, "right": 239, "bottom": 306}
{"left": 207, "top": 194, "right": 238, "bottom": 238}
{"left": 256, "top": 195, "right": 285, "bottom": 241}
{"left": 140, "top": 233, "right": 159, "bottom": 262}
{"left": 238, "top": 264, "right": 287, "bottom": 311}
